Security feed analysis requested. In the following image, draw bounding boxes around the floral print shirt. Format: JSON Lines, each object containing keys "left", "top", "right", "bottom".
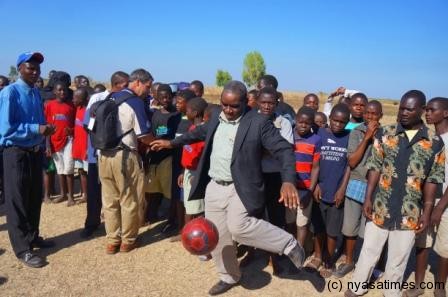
{"left": 366, "top": 123, "right": 445, "bottom": 230}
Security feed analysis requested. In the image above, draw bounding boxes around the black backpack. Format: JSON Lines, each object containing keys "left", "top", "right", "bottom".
{"left": 89, "top": 91, "right": 135, "bottom": 150}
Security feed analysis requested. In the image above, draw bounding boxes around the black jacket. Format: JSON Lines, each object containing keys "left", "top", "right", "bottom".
{"left": 171, "top": 108, "right": 296, "bottom": 216}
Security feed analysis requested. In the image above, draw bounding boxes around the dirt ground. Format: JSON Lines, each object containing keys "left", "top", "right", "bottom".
{"left": 0, "top": 201, "right": 444, "bottom": 297}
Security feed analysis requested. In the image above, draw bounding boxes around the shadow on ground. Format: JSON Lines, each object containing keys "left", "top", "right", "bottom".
{"left": 138, "top": 220, "right": 181, "bottom": 248}
{"left": 237, "top": 249, "right": 326, "bottom": 293}
{"left": 38, "top": 224, "right": 105, "bottom": 258}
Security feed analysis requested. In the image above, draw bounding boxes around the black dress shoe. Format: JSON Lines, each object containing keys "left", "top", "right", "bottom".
{"left": 80, "top": 227, "right": 97, "bottom": 239}
{"left": 208, "top": 280, "right": 238, "bottom": 296}
{"left": 31, "top": 237, "right": 55, "bottom": 249}
{"left": 18, "top": 252, "right": 46, "bottom": 268}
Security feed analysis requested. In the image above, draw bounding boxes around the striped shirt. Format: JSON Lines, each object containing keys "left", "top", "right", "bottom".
{"left": 294, "top": 132, "right": 321, "bottom": 190}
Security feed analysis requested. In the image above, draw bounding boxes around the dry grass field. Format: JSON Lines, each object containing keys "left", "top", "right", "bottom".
{"left": 203, "top": 86, "right": 399, "bottom": 125}
{"left": 0, "top": 202, "right": 443, "bottom": 297}
{"left": 1, "top": 87, "right": 437, "bottom": 297}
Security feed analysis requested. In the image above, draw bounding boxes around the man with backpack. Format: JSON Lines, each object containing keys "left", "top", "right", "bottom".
{"left": 90, "top": 68, "right": 155, "bottom": 254}
{"left": 80, "top": 71, "right": 129, "bottom": 238}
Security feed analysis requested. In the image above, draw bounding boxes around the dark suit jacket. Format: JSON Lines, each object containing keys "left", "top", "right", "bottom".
{"left": 171, "top": 108, "right": 296, "bottom": 216}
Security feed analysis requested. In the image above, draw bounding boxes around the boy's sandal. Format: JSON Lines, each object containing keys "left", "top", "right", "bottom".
{"left": 336, "top": 254, "right": 347, "bottom": 265}
{"left": 401, "top": 288, "right": 425, "bottom": 297}
{"left": 319, "top": 264, "right": 335, "bottom": 278}
{"left": 52, "top": 195, "right": 67, "bottom": 203}
{"left": 305, "top": 257, "right": 322, "bottom": 270}
{"left": 332, "top": 263, "right": 355, "bottom": 278}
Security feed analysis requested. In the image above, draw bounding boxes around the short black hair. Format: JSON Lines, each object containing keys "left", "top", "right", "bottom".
{"left": 78, "top": 75, "right": 89, "bottom": 84}
{"left": 129, "top": 68, "right": 153, "bottom": 83}
{"left": 48, "top": 70, "right": 57, "bottom": 79}
{"left": 338, "top": 96, "right": 351, "bottom": 105}
{"left": 50, "top": 71, "right": 71, "bottom": 88}
{"left": 187, "top": 97, "right": 208, "bottom": 117}
{"left": 351, "top": 92, "right": 368, "bottom": 103}
{"left": 151, "top": 82, "right": 161, "bottom": 92}
{"left": 110, "top": 71, "right": 129, "bottom": 86}
{"left": 248, "top": 89, "right": 258, "bottom": 97}
{"left": 190, "top": 80, "right": 204, "bottom": 91}
{"left": 330, "top": 103, "right": 351, "bottom": 118}
{"left": 259, "top": 74, "right": 278, "bottom": 89}
{"left": 0, "top": 75, "right": 10, "bottom": 85}
{"left": 157, "top": 83, "right": 173, "bottom": 97}
{"left": 74, "top": 87, "right": 89, "bottom": 101}
{"left": 303, "top": 93, "right": 319, "bottom": 102}
{"left": 223, "top": 80, "right": 247, "bottom": 102}
{"left": 93, "top": 83, "right": 106, "bottom": 93}
{"left": 315, "top": 111, "right": 328, "bottom": 121}
{"left": 297, "top": 106, "right": 316, "bottom": 121}
{"left": 258, "top": 86, "right": 278, "bottom": 100}
{"left": 53, "top": 81, "right": 68, "bottom": 90}
{"left": 428, "top": 97, "right": 448, "bottom": 111}
{"left": 176, "top": 89, "right": 196, "bottom": 102}
{"left": 367, "top": 100, "right": 383, "bottom": 113}
{"left": 401, "top": 90, "right": 426, "bottom": 107}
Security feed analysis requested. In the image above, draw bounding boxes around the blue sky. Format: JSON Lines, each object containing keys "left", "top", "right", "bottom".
{"left": 1, "top": 0, "right": 447, "bottom": 99}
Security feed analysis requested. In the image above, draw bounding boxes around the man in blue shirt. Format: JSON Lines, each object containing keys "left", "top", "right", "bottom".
{"left": 0, "top": 52, "right": 56, "bottom": 268}
{"left": 0, "top": 75, "right": 9, "bottom": 206}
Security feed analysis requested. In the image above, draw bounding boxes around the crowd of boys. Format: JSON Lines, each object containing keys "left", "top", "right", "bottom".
{"left": 0, "top": 52, "right": 447, "bottom": 297}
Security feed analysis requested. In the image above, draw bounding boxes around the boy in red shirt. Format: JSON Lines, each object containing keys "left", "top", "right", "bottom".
{"left": 45, "top": 82, "right": 76, "bottom": 206}
{"left": 72, "top": 88, "right": 89, "bottom": 203}
{"left": 177, "top": 97, "right": 209, "bottom": 224}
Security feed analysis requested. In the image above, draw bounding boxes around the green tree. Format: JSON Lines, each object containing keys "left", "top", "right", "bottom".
{"left": 242, "top": 51, "right": 266, "bottom": 87}
{"left": 216, "top": 69, "right": 232, "bottom": 87}
{"left": 9, "top": 65, "right": 18, "bottom": 82}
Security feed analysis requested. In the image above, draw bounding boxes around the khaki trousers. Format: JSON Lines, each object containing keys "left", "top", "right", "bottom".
{"left": 351, "top": 221, "right": 415, "bottom": 297}
{"left": 205, "top": 180, "right": 297, "bottom": 284}
{"left": 98, "top": 150, "right": 145, "bottom": 245}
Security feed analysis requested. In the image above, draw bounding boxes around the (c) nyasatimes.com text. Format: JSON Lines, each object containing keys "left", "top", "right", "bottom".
{"left": 327, "top": 279, "right": 445, "bottom": 293}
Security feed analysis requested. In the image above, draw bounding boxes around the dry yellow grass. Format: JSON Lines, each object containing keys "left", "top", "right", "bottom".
{"left": 0, "top": 203, "right": 440, "bottom": 297}
{"left": 204, "top": 86, "right": 399, "bottom": 125}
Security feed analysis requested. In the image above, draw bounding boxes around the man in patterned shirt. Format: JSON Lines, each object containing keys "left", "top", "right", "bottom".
{"left": 345, "top": 90, "right": 445, "bottom": 297}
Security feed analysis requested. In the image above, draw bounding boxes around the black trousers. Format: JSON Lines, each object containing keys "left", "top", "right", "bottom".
{"left": 263, "top": 172, "right": 286, "bottom": 229}
{"left": 84, "top": 162, "right": 102, "bottom": 229}
{"left": 3, "top": 147, "right": 43, "bottom": 257}
{"left": 0, "top": 147, "right": 4, "bottom": 205}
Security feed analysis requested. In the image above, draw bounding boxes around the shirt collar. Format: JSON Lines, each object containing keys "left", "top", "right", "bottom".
{"left": 123, "top": 88, "right": 135, "bottom": 96}
{"left": 219, "top": 111, "right": 242, "bottom": 125}
{"left": 294, "top": 130, "right": 312, "bottom": 140}
{"left": 358, "top": 122, "right": 368, "bottom": 132}
{"left": 16, "top": 78, "right": 34, "bottom": 90}
{"left": 395, "top": 122, "right": 429, "bottom": 139}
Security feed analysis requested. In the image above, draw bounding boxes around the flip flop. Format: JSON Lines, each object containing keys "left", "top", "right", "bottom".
{"left": 305, "top": 257, "right": 322, "bottom": 270}
{"left": 402, "top": 288, "right": 425, "bottom": 297}
{"left": 319, "top": 263, "right": 335, "bottom": 278}
{"left": 332, "top": 263, "right": 355, "bottom": 278}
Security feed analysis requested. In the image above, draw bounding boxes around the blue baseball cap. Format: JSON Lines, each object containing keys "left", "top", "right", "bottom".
{"left": 16, "top": 52, "right": 44, "bottom": 68}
